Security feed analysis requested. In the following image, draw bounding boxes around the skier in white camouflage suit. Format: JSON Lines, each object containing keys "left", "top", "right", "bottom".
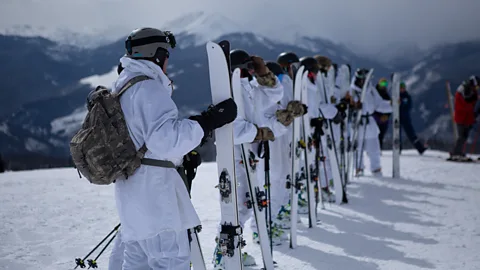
{"left": 276, "top": 52, "right": 313, "bottom": 214}
{"left": 350, "top": 68, "right": 392, "bottom": 176}
{"left": 300, "top": 56, "right": 344, "bottom": 202}
{"left": 212, "top": 49, "right": 306, "bottom": 269}
{"left": 265, "top": 61, "right": 296, "bottom": 231}
{"left": 108, "top": 28, "right": 237, "bottom": 270}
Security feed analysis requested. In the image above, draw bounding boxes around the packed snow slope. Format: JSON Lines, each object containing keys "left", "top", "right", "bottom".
{"left": 1, "top": 150, "right": 479, "bottom": 270}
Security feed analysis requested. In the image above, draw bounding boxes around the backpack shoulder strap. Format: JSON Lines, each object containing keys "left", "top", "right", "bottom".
{"left": 117, "top": 75, "right": 152, "bottom": 97}
{"left": 115, "top": 75, "right": 177, "bottom": 169}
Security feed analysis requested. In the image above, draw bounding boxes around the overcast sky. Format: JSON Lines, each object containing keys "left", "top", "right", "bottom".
{"left": 1, "top": 0, "right": 479, "bottom": 54}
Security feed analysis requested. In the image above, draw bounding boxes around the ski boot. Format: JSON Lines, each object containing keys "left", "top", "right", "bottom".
{"left": 447, "top": 154, "right": 472, "bottom": 162}
{"left": 372, "top": 168, "right": 382, "bottom": 176}
{"left": 213, "top": 238, "right": 256, "bottom": 269}
{"left": 252, "top": 225, "right": 286, "bottom": 246}
{"left": 297, "top": 193, "right": 309, "bottom": 214}
{"left": 271, "top": 223, "right": 288, "bottom": 244}
{"left": 275, "top": 205, "right": 291, "bottom": 229}
{"left": 321, "top": 187, "right": 335, "bottom": 203}
{"left": 329, "top": 178, "right": 334, "bottom": 189}
{"left": 242, "top": 252, "right": 256, "bottom": 266}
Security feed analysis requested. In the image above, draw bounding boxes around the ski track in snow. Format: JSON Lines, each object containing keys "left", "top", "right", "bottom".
{"left": 1, "top": 150, "right": 479, "bottom": 270}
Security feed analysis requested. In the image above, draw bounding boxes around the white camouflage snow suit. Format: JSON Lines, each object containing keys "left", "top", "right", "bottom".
{"left": 108, "top": 56, "right": 204, "bottom": 270}
{"left": 351, "top": 79, "right": 392, "bottom": 173}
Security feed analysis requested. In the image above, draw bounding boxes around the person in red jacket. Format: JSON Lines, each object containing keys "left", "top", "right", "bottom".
{"left": 451, "top": 75, "right": 479, "bottom": 160}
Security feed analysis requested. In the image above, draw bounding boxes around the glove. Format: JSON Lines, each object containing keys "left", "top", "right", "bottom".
{"left": 310, "top": 117, "right": 324, "bottom": 128}
{"left": 189, "top": 98, "right": 237, "bottom": 136}
{"left": 251, "top": 55, "right": 277, "bottom": 87}
{"left": 253, "top": 127, "right": 275, "bottom": 142}
{"left": 310, "top": 118, "right": 325, "bottom": 137}
{"left": 183, "top": 150, "right": 202, "bottom": 182}
{"left": 250, "top": 56, "right": 268, "bottom": 76}
{"left": 332, "top": 111, "right": 346, "bottom": 124}
{"left": 286, "top": 100, "right": 308, "bottom": 117}
{"left": 275, "top": 109, "right": 294, "bottom": 126}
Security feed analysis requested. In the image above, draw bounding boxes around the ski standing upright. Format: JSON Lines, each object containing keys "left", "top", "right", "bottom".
{"left": 288, "top": 64, "right": 305, "bottom": 248}
{"left": 391, "top": 73, "right": 401, "bottom": 178}
{"left": 300, "top": 71, "right": 317, "bottom": 226}
{"left": 207, "top": 40, "right": 244, "bottom": 269}
{"left": 231, "top": 67, "right": 276, "bottom": 270}
{"left": 347, "top": 69, "right": 374, "bottom": 181}
{"left": 317, "top": 73, "right": 345, "bottom": 204}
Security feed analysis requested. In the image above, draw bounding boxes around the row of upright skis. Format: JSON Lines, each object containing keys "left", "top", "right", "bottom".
{"left": 189, "top": 40, "right": 401, "bottom": 270}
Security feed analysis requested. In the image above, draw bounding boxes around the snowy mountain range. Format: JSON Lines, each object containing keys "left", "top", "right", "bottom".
{"left": 0, "top": 11, "right": 478, "bottom": 165}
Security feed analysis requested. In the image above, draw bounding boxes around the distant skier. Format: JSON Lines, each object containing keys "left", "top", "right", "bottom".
{"left": 109, "top": 27, "right": 237, "bottom": 269}
{"left": 449, "top": 76, "right": 479, "bottom": 161}
{"left": 351, "top": 69, "right": 391, "bottom": 176}
{"left": 373, "top": 78, "right": 392, "bottom": 150}
{"left": 0, "top": 154, "right": 5, "bottom": 173}
{"left": 399, "top": 82, "right": 427, "bottom": 154}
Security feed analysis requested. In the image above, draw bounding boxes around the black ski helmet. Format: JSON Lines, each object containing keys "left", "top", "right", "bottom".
{"left": 299, "top": 56, "right": 320, "bottom": 74}
{"left": 355, "top": 68, "right": 369, "bottom": 79}
{"left": 354, "top": 68, "right": 369, "bottom": 88}
{"left": 125, "top": 27, "right": 176, "bottom": 68}
{"left": 265, "top": 61, "right": 285, "bottom": 76}
{"left": 230, "top": 49, "right": 252, "bottom": 71}
{"left": 277, "top": 52, "right": 300, "bottom": 67}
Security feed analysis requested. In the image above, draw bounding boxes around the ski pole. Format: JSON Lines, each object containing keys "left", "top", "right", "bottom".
{"left": 357, "top": 117, "right": 369, "bottom": 177}
{"left": 263, "top": 141, "right": 273, "bottom": 255}
{"left": 87, "top": 230, "right": 119, "bottom": 269}
{"left": 74, "top": 223, "right": 120, "bottom": 269}
{"left": 317, "top": 133, "right": 328, "bottom": 209}
{"left": 313, "top": 130, "right": 324, "bottom": 211}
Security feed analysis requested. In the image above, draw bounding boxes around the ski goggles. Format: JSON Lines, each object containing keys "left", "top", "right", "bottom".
{"left": 378, "top": 80, "right": 388, "bottom": 88}
{"left": 233, "top": 60, "right": 254, "bottom": 71}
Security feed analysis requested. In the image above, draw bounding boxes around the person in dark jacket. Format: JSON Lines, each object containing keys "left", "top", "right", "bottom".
{"left": 0, "top": 154, "right": 5, "bottom": 173}
{"left": 450, "top": 76, "right": 479, "bottom": 160}
{"left": 399, "top": 82, "right": 427, "bottom": 154}
{"left": 373, "top": 78, "right": 392, "bottom": 149}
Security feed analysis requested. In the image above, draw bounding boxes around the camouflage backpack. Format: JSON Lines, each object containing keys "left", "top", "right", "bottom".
{"left": 70, "top": 75, "right": 175, "bottom": 185}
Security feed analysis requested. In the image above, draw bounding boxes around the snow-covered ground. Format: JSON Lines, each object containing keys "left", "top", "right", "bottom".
{"left": 1, "top": 150, "right": 479, "bottom": 270}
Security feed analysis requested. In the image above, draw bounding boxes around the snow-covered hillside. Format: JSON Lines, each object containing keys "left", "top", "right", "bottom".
{"left": 1, "top": 150, "right": 479, "bottom": 270}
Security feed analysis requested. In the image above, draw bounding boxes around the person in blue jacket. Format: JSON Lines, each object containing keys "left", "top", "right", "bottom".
{"left": 399, "top": 82, "right": 427, "bottom": 154}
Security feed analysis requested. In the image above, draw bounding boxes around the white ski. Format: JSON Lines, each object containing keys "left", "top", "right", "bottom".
{"left": 391, "top": 73, "right": 401, "bottom": 178}
{"left": 347, "top": 69, "right": 374, "bottom": 181}
{"left": 206, "top": 41, "right": 243, "bottom": 269}
{"left": 338, "top": 64, "right": 351, "bottom": 185}
{"left": 190, "top": 227, "right": 207, "bottom": 270}
{"left": 288, "top": 65, "right": 305, "bottom": 249}
{"left": 317, "top": 73, "right": 344, "bottom": 204}
{"left": 300, "top": 71, "right": 317, "bottom": 226}
{"left": 231, "top": 68, "right": 275, "bottom": 270}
